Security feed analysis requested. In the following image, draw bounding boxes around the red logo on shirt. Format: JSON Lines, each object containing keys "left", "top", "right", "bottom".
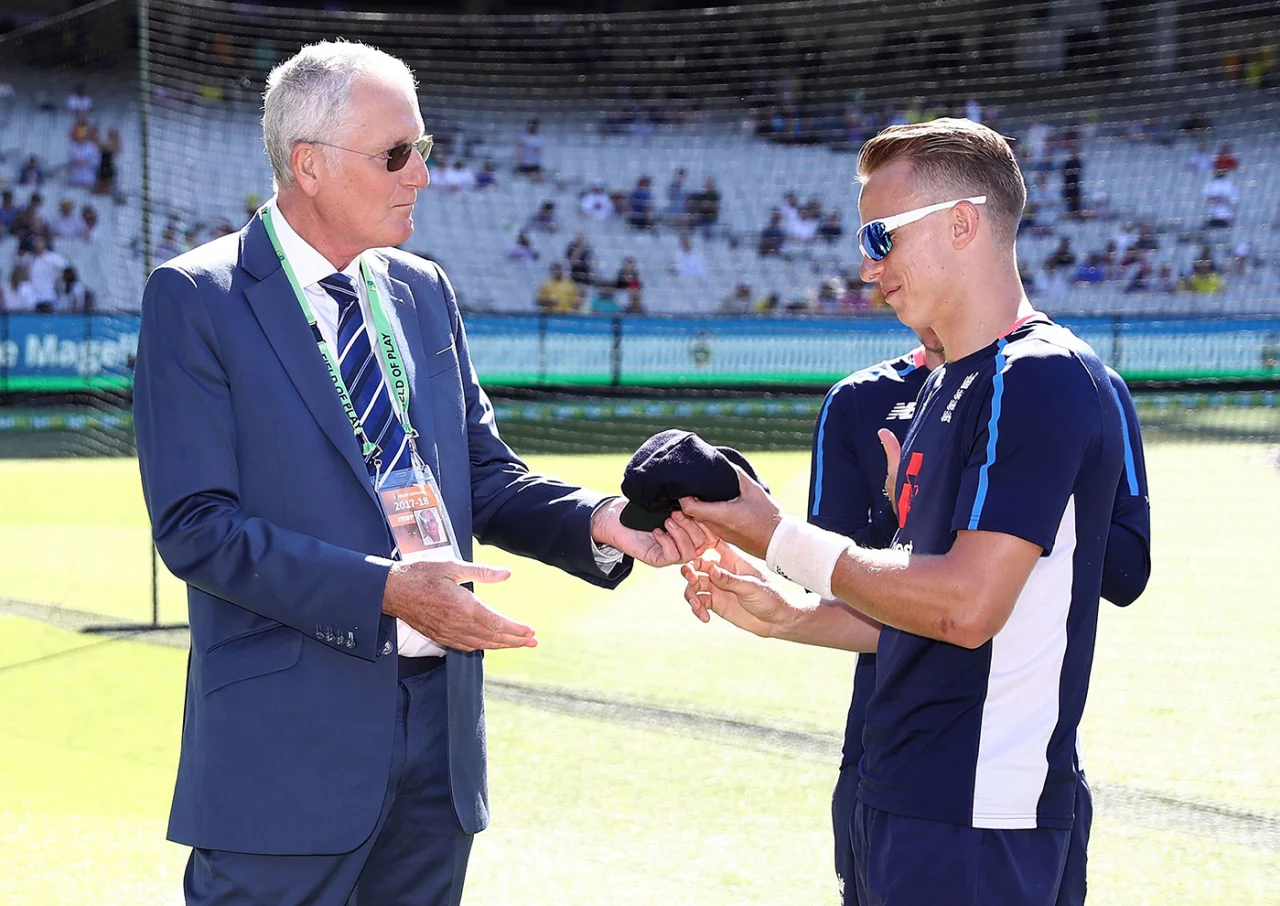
{"left": 897, "top": 452, "right": 924, "bottom": 527}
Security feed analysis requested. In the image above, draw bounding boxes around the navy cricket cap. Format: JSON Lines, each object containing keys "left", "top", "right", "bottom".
{"left": 619, "top": 429, "right": 768, "bottom": 532}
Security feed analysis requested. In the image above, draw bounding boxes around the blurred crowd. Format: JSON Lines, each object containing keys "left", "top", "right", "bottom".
{"left": 0, "top": 84, "right": 117, "bottom": 313}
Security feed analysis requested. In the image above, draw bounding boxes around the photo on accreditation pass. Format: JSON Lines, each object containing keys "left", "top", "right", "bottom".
{"left": 378, "top": 482, "right": 452, "bottom": 555}
{"left": 413, "top": 506, "right": 447, "bottom": 548}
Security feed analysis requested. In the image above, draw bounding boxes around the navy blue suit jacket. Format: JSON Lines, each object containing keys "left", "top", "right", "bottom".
{"left": 135, "top": 213, "right": 630, "bottom": 855}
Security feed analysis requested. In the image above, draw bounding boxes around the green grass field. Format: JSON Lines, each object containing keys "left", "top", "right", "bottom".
{"left": 2, "top": 445, "right": 1279, "bottom": 904}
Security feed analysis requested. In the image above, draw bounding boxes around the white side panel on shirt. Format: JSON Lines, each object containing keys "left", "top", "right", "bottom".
{"left": 971, "top": 495, "right": 1077, "bottom": 829}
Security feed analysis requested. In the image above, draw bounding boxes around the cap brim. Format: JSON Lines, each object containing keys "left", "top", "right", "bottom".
{"left": 619, "top": 500, "right": 674, "bottom": 532}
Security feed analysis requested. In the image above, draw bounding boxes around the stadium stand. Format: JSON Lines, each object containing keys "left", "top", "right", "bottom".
{"left": 0, "top": 1, "right": 1275, "bottom": 321}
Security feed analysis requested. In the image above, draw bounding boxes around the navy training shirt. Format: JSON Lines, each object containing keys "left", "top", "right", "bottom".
{"left": 1101, "top": 367, "right": 1151, "bottom": 607}
{"left": 858, "top": 313, "right": 1125, "bottom": 830}
{"left": 806, "top": 347, "right": 932, "bottom": 772}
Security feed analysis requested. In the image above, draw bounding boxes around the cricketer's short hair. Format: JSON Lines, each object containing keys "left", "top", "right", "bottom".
{"left": 857, "top": 118, "right": 1026, "bottom": 247}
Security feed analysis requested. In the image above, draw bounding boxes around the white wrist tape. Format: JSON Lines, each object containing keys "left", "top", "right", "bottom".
{"left": 764, "top": 515, "right": 847, "bottom": 600}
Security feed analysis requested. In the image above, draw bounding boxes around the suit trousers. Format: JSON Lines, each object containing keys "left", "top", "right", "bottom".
{"left": 184, "top": 664, "right": 472, "bottom": 906}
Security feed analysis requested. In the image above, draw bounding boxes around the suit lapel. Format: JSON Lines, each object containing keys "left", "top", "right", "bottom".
{"left": 365, "top": 253, "right": 441, "bottom": 480}
{"left": 240, "top": 216, "right": 380, "bottom": 506}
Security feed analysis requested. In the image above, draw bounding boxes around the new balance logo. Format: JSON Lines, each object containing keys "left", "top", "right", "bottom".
{"left": 886, "top": 401, "right": 917, "bottom": 421}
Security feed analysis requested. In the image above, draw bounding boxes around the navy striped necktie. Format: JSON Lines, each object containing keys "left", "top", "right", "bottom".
{"left": 319, "top": 272, "right": 413, "bottom": 484}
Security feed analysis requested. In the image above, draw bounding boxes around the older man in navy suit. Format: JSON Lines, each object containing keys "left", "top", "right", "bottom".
{"left": 135, "top": 41, "right": 703, "bottom": 906}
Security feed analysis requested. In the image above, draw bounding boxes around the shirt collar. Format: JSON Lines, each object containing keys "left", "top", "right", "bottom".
{"left": 267, "top": 198, "right": 363, "bottom": 288}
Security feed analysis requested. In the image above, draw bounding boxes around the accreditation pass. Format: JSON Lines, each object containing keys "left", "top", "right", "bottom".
{"left": 376, "top": 459, "right": 459, "bottom": 559}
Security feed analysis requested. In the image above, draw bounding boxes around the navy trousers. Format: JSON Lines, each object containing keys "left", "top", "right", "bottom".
{"left": 184, "top": 665, "right": 471, "bottom": 906}
{"left": 852, "top": 800, "right": 1069, "bottom": 906}
{"left": 1055, "top": 771, "right": 1092, "bottom": 906}
{"left": 833, "top": 764, "right": 860, "bottom": 906}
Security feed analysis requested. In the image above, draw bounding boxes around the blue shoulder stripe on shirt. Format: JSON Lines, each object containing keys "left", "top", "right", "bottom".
{"left": 967, "top": 338, "right": 1007, "bottom": 530}
{"left": 1108, "top": 380, "right": 1141, "bottom": 497}
{"left": 811, "top": 387, "right": 840, "bottom": 516}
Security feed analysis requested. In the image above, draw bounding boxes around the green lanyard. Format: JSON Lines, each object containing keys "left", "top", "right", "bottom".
{"left": 262, "top": 205, "right": 419, "bottom": 465}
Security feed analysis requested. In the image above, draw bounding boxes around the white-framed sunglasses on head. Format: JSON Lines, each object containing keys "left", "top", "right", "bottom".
{"left": 857, "top": 195, "right": 987, "bottom": 261}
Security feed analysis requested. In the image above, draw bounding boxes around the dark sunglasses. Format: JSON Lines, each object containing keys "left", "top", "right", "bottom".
{"left": 312, "top": 135, "right": 434, "bottom": 173}
{"left": 857, "top": 195, "right": 987, "bottom": 261}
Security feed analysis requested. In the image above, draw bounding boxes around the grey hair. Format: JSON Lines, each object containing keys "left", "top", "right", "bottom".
{"left": 262, "top": 41, "right": 419, "bottom": 190}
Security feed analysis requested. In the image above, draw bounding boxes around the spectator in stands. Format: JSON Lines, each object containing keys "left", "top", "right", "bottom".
{"left": 615, "top": 257, "right": 643, "bottom": 310}
{"left": 779, "top": 192, "right": 801, "bottom": 229}
{"left": 51, "top": 199, "right": 82, "bottom": 239}
{"left": 1156, "top": 264, "right": 1177, "bottom": 294}
{"left": 1122, "top": 250, "right": 1154, "bottom": 293}
{"left": 515, "top": 118, "right": 544, "bottom": 181}
{"left": 506, "top": 231, "right": 539, "bottom": 263}
{"left": 665, "top": 168, "right": 690, "bottom": 230}
{"left": 475, "top": 160, "right": 498, "bottom": 190}
{"left": 758, "top": 210, "right": 786, "bottom": 257}
{"left": 720, "top": 283, "right": 753, "bottom": 315}
{"left": 688, "top": 177, "right": 721, "bottom": 238}
{"left": 1203, "top": 167, "right": 1238, "bottom": 228}
{"left": 579, "top": 179, "right": 612, "bottom": 222}
{"left": 55, "top": 265, "right": 92, "bottom": 312}
{"left": 66, "top": 83, "right": 93, "bottom": 115}
{"left": 437, "top": 159, "right": 476, "bottom": 193}
{"left": 815, "top": 277, "right": 845, "bottom": 315}
{"left": 18, "top": 154, "right": 44, "bottom": 187}
{"left": 588, "top": 283, "right": 620, "bottom": 314}
{"left": 784, "top": 198, "right": 821, "bottom": 245}
{"left": 0, "top": 190, "right": 18, "bottom": 234}
{"left": 670, "top": 233, "right": 707, "bottom": 278}
{"left": 15, "top": 194, "right": 46, "bottom": 246}
{"left": 1061, "top": 134, "right": 1083, "bottom": 219}
{"left": 1187, "top": 140, "right": 1214, "bottom": 176}
{"left": 1075, "top": 253, "right": 1107, "bottom": 285}
{"left": 581, "top": 179, "right": 614, "bottom": 222}
{"left": 3, "top": 262, "right": 37, "bottom": 312}
{"left": 1214, "top": 142, "right": 1239, "bottom": 174}
{"left": 1022, "top": 171, "right": 1057, "bottom": 235}
{"left": 565, "top": 232, "right": 594, "bottom": 285}
{"left": 1022, "top": 120, "right": 1053, "bottom": 172}
{"left": 71, "top": 113, "right": 94, "bottom": 144}
{"left": 525, "top": 200, "right": 559, "bottom": 234}
{"left": 818, "top": 209, "right": 844, "bottom": 244}
{"left": 1019, "top": 259, "right": 1046, "bottom": 297}
{"left": 535, "top": 261, "right": 581, "bottom": 313}
{"left": 1186, "top": 257, "right": 1225, "bottom": 294}
{"left": 80, "top": 204, "right": 100, "bottom": 243}
{"left": 1111, "top": 222, "right": 1139, "bottom": 259}
{"left": 1230, "top": 241, "right": 1253, "bottom": 277}
{"left": 627, "top": 176, "right": 655, "bottom": 231}
{"left": 1135, "top": 221, "right": 1160, "bottom": 252}
{"left": 25, "top": 235, "right": 67, "bottom": 309}
{"left": 93, "top": 127, "right": 121, "bottom": 196}
{"left": 1045, "top": 237, "right": 1077, "bottom": 272}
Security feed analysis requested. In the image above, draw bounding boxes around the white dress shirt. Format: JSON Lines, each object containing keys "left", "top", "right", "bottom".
{"left": 270, "top": 201, "right": 446, "bottom": 658}
{"left": 269, "top": 202, "right": 623, "bottom": 657}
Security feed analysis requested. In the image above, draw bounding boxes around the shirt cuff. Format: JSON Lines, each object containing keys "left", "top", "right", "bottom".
{"left": 592, "top": 540, "right": 626, "bottom": 571}
{"left": 590, "top": 497, "right": 626, "bottom": 571}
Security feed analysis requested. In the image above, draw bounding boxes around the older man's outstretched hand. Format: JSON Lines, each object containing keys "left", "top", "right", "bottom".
{"left": 383, "top": 557, "right": 534, "bottom": 652}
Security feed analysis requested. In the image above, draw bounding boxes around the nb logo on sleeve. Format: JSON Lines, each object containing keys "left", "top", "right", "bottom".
{"left": 886, "top": 401, "right": 917, "bottom": 421}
